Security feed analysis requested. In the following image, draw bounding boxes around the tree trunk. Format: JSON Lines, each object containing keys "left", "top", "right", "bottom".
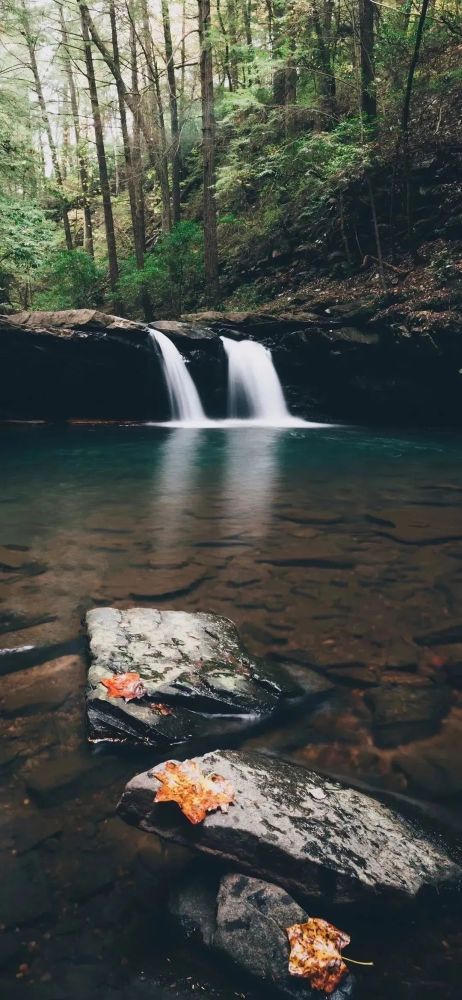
{"left": 139, "top": 0, "right": 172, "bottom": 230}
{"left": 359, "top": 0, "right": 377, "bottom": 119}
{"left": 272, "top": 0, "right": 294, "bottom": 106}
{"left": 226, "top": 0, "right": 240, "bottom": 90}
{"left": 198, "top": 0, "right": 219, "bottom": 306}
{"left": 400, "top": 0, "right": 431, "bottom": 249}
{"left": 20, "top": 0, "right": 73, "bottom": 250}
{"left": 59, "top": 6, "right": 94, "bottom": 256}
{"left": 161, "top": 0, "right": 181, "bottom": 223}
{"left": 128, "top": 0, "right": 147, "bottom": 254}
{"left": 79, "top": 2, "right": 120, "bottom": 307}
{"left": 108, "top": 0, "right": 144, "bottom": 268}
{"left": 312, "top": 2, "right": 336, "bottom": 120}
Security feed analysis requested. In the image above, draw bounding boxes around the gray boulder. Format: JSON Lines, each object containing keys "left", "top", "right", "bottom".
{"left": 118, "top": 748, "right": 462, "bottom": 905}
{"left": 168, "top": 871, "right": 354, "bottom": 1000}
{"left": 215, "top": 874, "right": 354, "bottom": 1000}
{"left": 86, "top": 608, "right": 317, "bottom": 748}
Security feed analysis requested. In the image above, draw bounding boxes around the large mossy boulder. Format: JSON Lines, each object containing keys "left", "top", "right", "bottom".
{"left": 86, "top": 608, "right": 326, "bottom": 749}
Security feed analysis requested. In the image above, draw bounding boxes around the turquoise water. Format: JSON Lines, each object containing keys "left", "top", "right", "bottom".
{"left": 1, "top": 423, "right": 462, "bottom": 1000}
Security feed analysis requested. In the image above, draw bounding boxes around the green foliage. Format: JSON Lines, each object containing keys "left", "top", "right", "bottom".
{"left": 33, "top": 250, "right": 104, "bottom": 310}
{"left": 0, "top": 196, "right": 58, "bottom": 308}
{"left": 118, "top": 222, "right": 204, "bottom": 317}
{"left": 430, "top": 245, "right": 462, "bottom": 287}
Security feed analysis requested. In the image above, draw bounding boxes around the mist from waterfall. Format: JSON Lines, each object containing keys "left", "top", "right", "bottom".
{"left": 150, "top": 329, "right": 206, "bottom": 423}
{"left": 221, "top": 336, "right": 293, "bottom": 422}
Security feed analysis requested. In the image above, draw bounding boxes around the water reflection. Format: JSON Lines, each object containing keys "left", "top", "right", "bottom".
{"left": 223, "top": 428, "right": 281, "bottom": 537}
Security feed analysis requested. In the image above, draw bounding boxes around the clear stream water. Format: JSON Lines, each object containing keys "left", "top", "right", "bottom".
{"left": 1, "top": 422, "right": 462, "bottom": 999}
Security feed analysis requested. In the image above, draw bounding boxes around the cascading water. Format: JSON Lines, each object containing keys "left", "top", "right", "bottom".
{"left": 221, "top": 336, "right": 293, "bottom": 422}
{"left": 150, "top": 329, "right": 206, "bottom": 424}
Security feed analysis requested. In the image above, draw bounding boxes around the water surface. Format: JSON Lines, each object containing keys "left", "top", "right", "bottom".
{"left": 1, "top": 423, "right": 462, "bottom": 999}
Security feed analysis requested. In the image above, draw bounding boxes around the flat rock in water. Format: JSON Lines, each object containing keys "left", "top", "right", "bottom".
{"left": 86, "top": 608, "right": 306, "bottom": 747}
{"left": 118, "top": 749, "right": 462, "bottom": 905}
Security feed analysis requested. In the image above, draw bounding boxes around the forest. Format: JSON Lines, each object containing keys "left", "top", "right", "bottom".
{"left": 1, "top": 0, "right": 461, "bottom": 320}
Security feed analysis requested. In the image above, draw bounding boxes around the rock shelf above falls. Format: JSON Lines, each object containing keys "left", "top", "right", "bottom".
{"left": 4, "top": 307, "right": 462, "bottom": 424}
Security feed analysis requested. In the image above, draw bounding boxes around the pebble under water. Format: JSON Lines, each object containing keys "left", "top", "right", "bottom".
{"left": 1, "top": 422, "right": 462, "bottom": 1000}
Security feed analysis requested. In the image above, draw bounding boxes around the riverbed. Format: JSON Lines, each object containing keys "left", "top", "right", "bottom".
{"left": 1, "top": 422, "right": 462, "bottom": 999}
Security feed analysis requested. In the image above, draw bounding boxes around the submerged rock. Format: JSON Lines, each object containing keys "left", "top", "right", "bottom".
{"left": 118, "top": 748, "right": 462, "bottom": 905}
{"left": 86, "top": 608, "right": 310, "bottom": 748}
{"left": 169, "top": 870, "right": 354, "bottom": 1000}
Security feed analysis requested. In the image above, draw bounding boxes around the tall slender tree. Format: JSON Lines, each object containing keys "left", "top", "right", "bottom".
{"left": 161, "top": 0, "right": 181, "bottom": 223}
{"left": 59, "top": 5, "right": 94, "bottom": 256}
{"left": 359, "top": 0, "right": 377, "bottom": 119}
{"left": 78, "top": 1, "right": 120, "bottom": 307}
{"left": 198, "top": 0, "right": 219, "bottom": 305}
{"left": 19, "top": 0, "right": 73, "bottom": 249}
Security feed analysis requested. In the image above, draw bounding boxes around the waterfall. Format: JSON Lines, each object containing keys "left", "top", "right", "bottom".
{"left": 150, "top": 329, "right": 206, "bottom": 424}
{"left": 221, "top": 336, "right": 292, "bottom": 422}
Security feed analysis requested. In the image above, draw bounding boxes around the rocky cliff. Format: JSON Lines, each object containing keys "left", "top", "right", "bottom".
{"left": 1, "top": 305, "right": 462, "bottom": 425}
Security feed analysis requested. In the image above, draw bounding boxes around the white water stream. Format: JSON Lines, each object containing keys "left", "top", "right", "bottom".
{"left": 150, "top": 329, "right": 206, "bottom": 423}
{"left": 150, "top": 328, "right": 323, "bottom": 427}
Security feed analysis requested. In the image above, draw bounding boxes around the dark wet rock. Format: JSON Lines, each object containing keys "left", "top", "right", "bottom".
{"left": 168, "top": 870, "right": 354, "bottom": 1000}
{"left": 0, "top": 932, "right": 22, "bottom": 969}
{"left": 25, "top": 750, "right": 115, "bottom": 806}
{"left": 86, "top": 608, "right": 309, "bottom": 748}
{"left": 0, "top": 813, "right": 63, "bottom": 854}
{"left": 394, "top": 718, "right": 462, "bottom": 798}
{"left": 0, "top": 638, "right": 84, "bottom": 678}
{"left": 365, "top": 684, "right": 452, "bottom": 747}
{"left": 215, "top": 874, "right": 354, "bottom": 1000}
{"left": 415, "top": 623, "right": 462, "bottom": 646}
{"left": 170, "top": 871, "right": 353, "bottom": 1000}
{"left": 118, "top": 749, "right": 461, "bottom": 905}
{"left": 0, "top": 853, "right": 52, "bottom": 927}
{"left": 0, "top": 610, "right": 57, "bottom": 638}
{"left": 169, "top": 869, "right": 219, "bottom": 947}
{"left": 0, "top": 655, "right": 82, "bottom": 717}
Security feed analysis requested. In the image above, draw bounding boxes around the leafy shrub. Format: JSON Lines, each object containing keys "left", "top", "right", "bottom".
{"left": 118, "top": 221, "right": 204, "bottom": 317}
{"left": 33, "top": 249, "right": 104, "bottom": 309}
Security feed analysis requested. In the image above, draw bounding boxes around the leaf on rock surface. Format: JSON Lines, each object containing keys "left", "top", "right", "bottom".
{"left": 287, "top": 917, "right": 350, "bottom": 994}
{"left": 153, "top": 759, "right": 235, "bottom": 824}
{"left": 101, "top": 672, "right": 146, "bottom": 702}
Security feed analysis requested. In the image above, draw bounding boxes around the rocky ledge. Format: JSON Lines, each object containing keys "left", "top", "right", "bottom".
{"left": 0, "top": 310, "right": 224, "bottom": 421}
{"left": 86, "top": 608, "right": 327, "bottom": 748}
{"left": 3, "top": 304, "right": 462, "bottom": 424}
{"left": 118, "top": 748, "right": 462, "bottom": 907}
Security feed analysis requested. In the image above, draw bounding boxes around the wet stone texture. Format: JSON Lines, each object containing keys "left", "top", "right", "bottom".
{"left": 86, "top": 607, "right": 318, "bottom": 748}
{"left": 118, "top": 749, "right": 462, "bottom": 907}
{"left": 169, "top": 870, "right": 354, "bottom": 1000}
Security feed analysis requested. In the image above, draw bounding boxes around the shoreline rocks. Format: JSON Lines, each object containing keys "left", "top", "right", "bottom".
{"left": 118, "top": 748, "right": 462, "bottom": 906}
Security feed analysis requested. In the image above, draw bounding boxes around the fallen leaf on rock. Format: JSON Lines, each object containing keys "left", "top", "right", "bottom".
{"left": 287, "top": 917, "right": 350, "bottom": 993}
{"left": 153, "top": 759, "right": 235, "bottom": 824}
{"left": 150, "top": 702, "right": 174, "bottom": 716}
{"left": 101, "top": 672, "right": 146, "bottom": 701}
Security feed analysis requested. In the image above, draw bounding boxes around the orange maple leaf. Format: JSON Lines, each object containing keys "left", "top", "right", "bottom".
{"left": 287, "top": 917, "right": 350, "bottom": 993}
{"left": 101, "top": 672, "right": 146, "bottom": 702}
{"left": 153, "top": 759, "right": 235, "bottom": 824}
